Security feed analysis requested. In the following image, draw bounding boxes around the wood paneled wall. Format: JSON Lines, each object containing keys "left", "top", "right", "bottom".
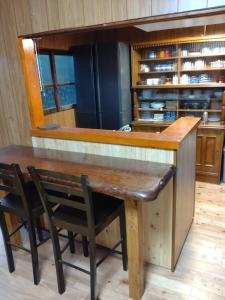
{"left": 0, "top": 1, "right": 31, "bottom": 147}
{"left": 12, "top": 0, "right": 225, "bottom": 36}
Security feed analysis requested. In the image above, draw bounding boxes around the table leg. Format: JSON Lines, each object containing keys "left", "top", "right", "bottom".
{"left": 5, "top": 213, "right": 21, "bottom": 244}
{"left": 125, "top": 199, "right": 144, "bottom": 300}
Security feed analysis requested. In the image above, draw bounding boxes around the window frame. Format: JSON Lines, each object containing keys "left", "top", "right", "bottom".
{"left": 38, "top": 48, "right": 76, "bottom": 115}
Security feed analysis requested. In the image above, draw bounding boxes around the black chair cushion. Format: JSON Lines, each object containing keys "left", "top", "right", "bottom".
{"left": 0, "top": 181, "right": 44, "bottom": 218}
{"left": 52, "top": 193, "right": 123, "bottom": 235}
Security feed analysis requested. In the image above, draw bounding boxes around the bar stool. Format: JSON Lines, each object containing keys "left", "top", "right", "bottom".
{"left": 0, "top": 163, "right": 76, "bottom": 285}
{"left": 28, "top": 166, "right": 127, "bottom": 300}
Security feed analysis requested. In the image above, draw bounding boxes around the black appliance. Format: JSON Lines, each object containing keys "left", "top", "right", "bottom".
{"left": 72, "top": 42, "right": 131, "bottom": 130}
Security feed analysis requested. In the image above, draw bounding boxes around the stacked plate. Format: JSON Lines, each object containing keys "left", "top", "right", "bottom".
{"left": 199, "top": 73, "right": 211, "bottom": 83}
{"left": 190, "top": 75, "right": 199, "bottom": 84}
{"left": 150, "top": 102, "right": 165, "bottom": 109}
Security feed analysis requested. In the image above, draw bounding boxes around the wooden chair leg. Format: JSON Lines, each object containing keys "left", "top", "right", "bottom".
{"left": 27, "top": 221, "right": 40, "bottom": 285}
{"left": 119, "top": 207, "right": 128, "bottom": 271}
{"left": 89, "top": 236, "right": 97, "bottom": 300}
{"left": 50, "top": 225, "right": 65, "bottom": 294}
{"left": 36, "top": 218, "right": 44, "bottom": 242}
{"left": 0, "top": 209, "right": 15, "bottom": 273}
{"left": 68, "top": 231, "right": 75, "bottom": 254}
{"left": 82, "top": 235, "right": 89, "bottom": 257}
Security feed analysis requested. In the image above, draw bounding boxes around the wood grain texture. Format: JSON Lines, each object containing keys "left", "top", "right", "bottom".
{"left": 196, "top": 128, "right": 225, "bottom": 184}
{"left": 83, "top": 0, "right": 112, "bottom": 25}
{"left": 13, "top": 0, "right": 32, "bottom": 36}
{"left": 127, "top": 0, "right": 152, "bottom": 19}
{"left": 29, "top": 0, "right": 49, "bottom": 33}
{"left": 173, "top": 130, "right": 197, "bottom": 268}
{"left": 44, "top": 108, "right": 76, "bottom": 127}
{"left": 18, "top": 38, "right": 45, "bottom": 128}
{"left": 58, "top": 0, "right": 84, "bottom": 29}
{"left": 125, "top": 199, "right": 144, "bottom": 300}
{"left": 112, "top": 0, "right": 127, "bottom": 22}
{"left": 46, "top": 0, "right": 60, "bottom": 30}
{"left": 152, "top": 0, "right": 178, "bottom": 15}
{"left": 31, "top": 118, "right": 200, "bottom": 150}
{"left": 207, "top": 0, "right": 225, "bottom": 7}
{"left": 143, "top": 179, "right": 173, "bottom": 268}
{"left": 178, "top": 0, "right": 207, "bottom": 12}
{"left": 0, "top": 0, "right": 31, "bottom": 147}
{"left": 0, "top": 145, "right": 175, "bottom": 202}
{"left": 32, "top": 136, "right": 175, "bottom": 163}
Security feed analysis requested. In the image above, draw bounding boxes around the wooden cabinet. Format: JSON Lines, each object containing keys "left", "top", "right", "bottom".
{"left": 196, "top": 127, "right": 225, "bottom": 184}
{"left": 132, "top": 121, "right": 169, "bottom": 133}
{"left": 132, "top": 122, "right": 225, "bottom": 184}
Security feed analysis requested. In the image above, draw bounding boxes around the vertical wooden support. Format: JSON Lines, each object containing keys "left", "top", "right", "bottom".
{"left": 221, "top": 91, "right": 225, "bottom": 125}
{"left": 125, "top": 198, "right": 144, "bottom": 300}
{"left": 18, "top": 38, "right": 44, "bottom": 128}
{"left": 133, "top": 90, "right": 139, "bottom": 121}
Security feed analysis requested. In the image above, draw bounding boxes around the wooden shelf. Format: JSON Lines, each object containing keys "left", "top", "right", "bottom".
{"left": 178, "top": 109, "right": 221, "bottom": 112}
{"left": 139, "top": 57, "right": 178, "bottom": 62}
{"left": 139, "top": 108, "right": 177, "bottom": 112}
{"left": 139, "top": 108, "right": 221, "bottom": 112}
{"left": 139, "top": 70, "right": 177, "bottom": 74}
{"left": 181, "top": 53, "right": 225, "bottom": 59}
{"left": 137, "top": 119, "right": 174, "bottom": 124}
{"left": 181, "top": 67, "right": 225, "bottom": 72}
{"left": 139, "top": 98, "right": 177, "bottom": 101}
{"left": 133, "top": 83, "right": 225, "bottom": 89}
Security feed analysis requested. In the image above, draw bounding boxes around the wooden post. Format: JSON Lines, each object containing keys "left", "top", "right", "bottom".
{"left": 125, "top": 198, "right": 144, "bottom": 300}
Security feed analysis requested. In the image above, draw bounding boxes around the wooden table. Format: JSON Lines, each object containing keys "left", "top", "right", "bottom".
{"left": 0, "top": 145, "right": 175, "bottom": 300}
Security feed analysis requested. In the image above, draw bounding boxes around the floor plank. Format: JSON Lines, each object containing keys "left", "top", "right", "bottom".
{"left": 0, "top": 181, "right": 225, "bottom": 299}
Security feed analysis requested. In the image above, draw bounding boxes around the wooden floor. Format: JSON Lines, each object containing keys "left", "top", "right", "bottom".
{"left": 0, "top": 181, "right": 225, "bottom": 300}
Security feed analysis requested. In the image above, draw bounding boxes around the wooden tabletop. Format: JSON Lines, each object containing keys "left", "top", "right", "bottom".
{"left": 31, "top": 117, "right": 201, "bottom": 150}
{"left": 0, "top": 145, "right": 175, "bottom": 202}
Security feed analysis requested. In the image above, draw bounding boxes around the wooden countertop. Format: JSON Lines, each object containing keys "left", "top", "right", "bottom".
{"left": 31, "top": 117, "right": 200, "bottom": 150}
{"left": 0, "top": 145, "right": 175, "bottom": 202}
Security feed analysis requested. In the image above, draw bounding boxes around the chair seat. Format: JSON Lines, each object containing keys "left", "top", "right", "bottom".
{"left": 52, "top": 193, "right": 123, "bottom": 235}
{"left": 0, "top": 181, "right": 44, "bottom": 218}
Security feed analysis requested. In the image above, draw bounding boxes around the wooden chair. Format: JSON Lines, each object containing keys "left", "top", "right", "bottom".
{"left": 0, "top": 163, "right": 75, "bottom": 285}
{"left": 28, "top": 166, "right": 127, "bottom": 300}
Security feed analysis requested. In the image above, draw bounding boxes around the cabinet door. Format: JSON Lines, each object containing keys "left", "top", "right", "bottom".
{"left": 196, "top": 128, "right": 224, "bottom": 184}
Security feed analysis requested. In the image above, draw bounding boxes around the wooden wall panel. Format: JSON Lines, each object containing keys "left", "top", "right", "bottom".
{"left": 13, "top": 0, "right": 32, "bottom": 36}
{"left": 0, "top": 0, "right": 31, "bottom": 147}
{"left": 152, "top": 0, "right": 178, "bottom": 15}
{"left": 29, "top": 0, "right": 49, "bottom": 33}
{"left": 44, "top": 109, "right": 76, "bottom": 127}
{"left": 58, "top": 0, "right": 84, "bottom": 29}
{"left": 173, "top": 130, "right": 196, "bottom": 267}
{"left": 112, "top": 0, "right": 127, "bottom": 22}
{"left": 127, "top": 0, "right": 151, "bottom": 19}
{"left": 178, "top": 0, "right": 207, "bottom": 12}
{"left": 83, "top": 0, "right": 112, "bottom": 26}
{"left": 207, "top": 0, "right": 225, "bottom": 7}
{"left": 46, "top": 0, "right": 60, "bottom": 30}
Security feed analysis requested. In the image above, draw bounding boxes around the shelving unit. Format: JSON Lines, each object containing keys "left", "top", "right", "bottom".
{"left": 131, "top": 36, "right": 225, "bottom": 184}
{"left": 131, "top": 37, "right": 225, "bottom": 125}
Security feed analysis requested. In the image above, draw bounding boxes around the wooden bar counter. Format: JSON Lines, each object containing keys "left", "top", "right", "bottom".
{"left": 4, "top": 117, "right": 200, "bottom": 300}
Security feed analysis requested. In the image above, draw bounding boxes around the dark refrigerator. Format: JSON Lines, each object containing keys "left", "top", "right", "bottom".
{"left": 72, "top": 42, "right": 132, "bottom": 130}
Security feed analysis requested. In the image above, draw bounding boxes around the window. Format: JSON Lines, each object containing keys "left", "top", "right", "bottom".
{"left": 37, "top": 50, "right": 76, "bottom": 114}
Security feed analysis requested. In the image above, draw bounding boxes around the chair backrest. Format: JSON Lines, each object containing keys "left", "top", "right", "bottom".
{"left": 28, "top": 166, "right": 95, "bottom": 235}
{"left": 0, "top": 162, "right": 31, "bottom": 214}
